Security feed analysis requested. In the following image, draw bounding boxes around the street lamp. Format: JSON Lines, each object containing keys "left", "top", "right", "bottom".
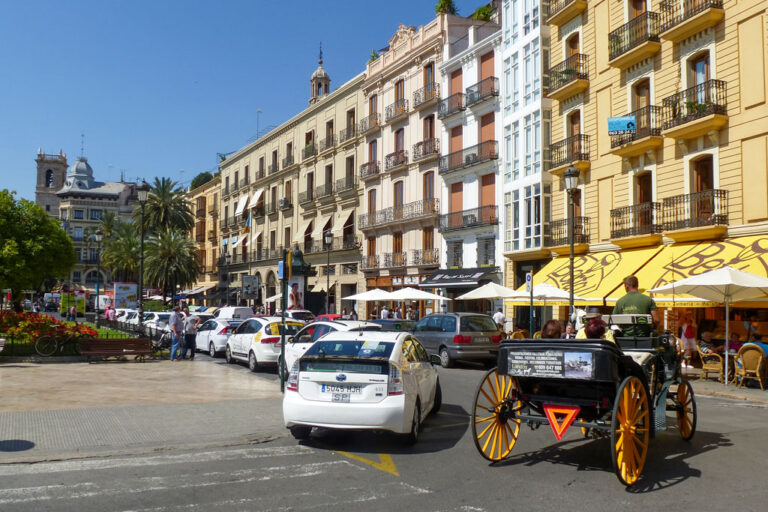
{"left": 324, "top": 230, "right": 333, "bottom": 314}
{"left": 564, "top": 165, "right": 580, "bottom": 325}
{"left": 136, "top": 179, "right": 151, "bottom": 329}
{"left": 93, "top": 229, "right": 103, "bottom": 328}
{"left": 224, "top": 252, "right": 231, "bottom": 305}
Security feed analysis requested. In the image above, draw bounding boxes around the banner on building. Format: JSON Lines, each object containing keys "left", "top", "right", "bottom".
{"left": 607, "top": 116, "right": 636, "bottom": 135}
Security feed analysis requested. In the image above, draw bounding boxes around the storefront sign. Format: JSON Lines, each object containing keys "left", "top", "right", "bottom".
{"left": 404, "top": 276, "right": 419, "bottom": 285}
{"left": 392, "top": 277, "right": 403, "bottom": 286}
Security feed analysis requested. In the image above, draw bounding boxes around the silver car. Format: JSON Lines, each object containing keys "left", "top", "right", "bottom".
{"left": 412, "top": 313, "right": 502, "bottom": 368}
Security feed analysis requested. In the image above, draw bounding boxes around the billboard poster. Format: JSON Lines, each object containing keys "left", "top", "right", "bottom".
{"left": 286, "top": 275, "right": 305, "bottom": 310}
{"left": 113, "top": 282, "right": 138, "bottom": 309}
{"left": 607, "top": 116, "right": 636, "bottom": 135}
{"left": 60, "top": 291, "right": 87, "bottom": 316}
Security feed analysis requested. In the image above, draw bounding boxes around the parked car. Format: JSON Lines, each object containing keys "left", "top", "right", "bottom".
{"left": 412, "top": 313, "right": 501, "bottom": 368}
{"left": 213, "top": 307, "right": 253, "bottom": 320}
{"left": 283, "top": 331, "right": 442, "bottom": 443}
{"left": 277, "top": 309, "right": 316, "bottom": 323}
{"left": 313, "top": 314, "right": 341, "bottom": 322}
{"left": 195, "top": 318, "right": 242, "bottom": 357}
{"left": 284, "top": 320, "right": 381, "bottom": 369}
{"left": 44, "top": 301, "right": 58, "bottom": 312}
{"left": 369, "top": 319, "right": 417, "bottom": 332}
{"left": 143, "top": 312, "right": 172, "bottom": 334}
{"left": 225, "top": 317, "right": 303, "bottom": 371}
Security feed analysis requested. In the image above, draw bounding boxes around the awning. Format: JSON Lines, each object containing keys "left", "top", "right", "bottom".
{"left": 311, "top": 213, "right": 333, "bottom": 238}
{"left": 419, "top": 267, "right": 498, "bottom": 288}
{"left": 634, "top": 235, "right": 768, "bottom": 307}
{"left": 521, "top": 246, "right": 663, "bottom": 306}
{"left": 232, "top": 234, "right": 247, "bottom": 249}
{"left": 190, "top": 284, "right": 216, "bottom": 296}
{"left": 294, "top": 216, "right": 314, "bottom": 244}
{"left": 265, "top": 293, "right": 282, "bottom": 303}
{"left": 234, "top": 195, "right": 249, "bottom": 216}
{"left": 250, "top": 189, "right": 264, "bottom": 207}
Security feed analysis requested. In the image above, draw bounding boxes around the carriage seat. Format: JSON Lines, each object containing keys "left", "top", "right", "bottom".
{"left": 622, "top": 350, "right": 654, "bottom": 368}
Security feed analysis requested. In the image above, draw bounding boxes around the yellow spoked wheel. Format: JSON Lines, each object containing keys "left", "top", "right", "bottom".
{"left": 675, "top": 379, "right": 697, "bottom": 441}
{"left": 610, "top": 376, "right": 650, "bottom": 486}
{"left": 471, "top": 367, "right": 520, "bottom": 462}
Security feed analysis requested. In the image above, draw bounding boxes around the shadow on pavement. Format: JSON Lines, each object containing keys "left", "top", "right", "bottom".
{"left": 0, "top": 440, "right": 35, "bottom": 452}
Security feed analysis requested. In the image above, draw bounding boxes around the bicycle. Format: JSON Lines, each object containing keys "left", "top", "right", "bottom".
{"left": 35, "top": 328, "right": 95, "bottom": 357}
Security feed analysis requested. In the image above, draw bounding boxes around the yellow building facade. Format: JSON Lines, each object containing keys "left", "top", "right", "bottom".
{"left": 187, "top": 175, "right": 220, "bottom": 305}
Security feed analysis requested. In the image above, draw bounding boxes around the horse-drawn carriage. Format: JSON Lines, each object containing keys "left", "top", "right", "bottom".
{"left": 471, "top": 315, "right": 697, "bottom": 486}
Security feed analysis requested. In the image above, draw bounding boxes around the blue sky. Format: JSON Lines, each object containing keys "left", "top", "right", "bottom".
{"left": 1, "top": 0, "right": 480, "bottom": 201}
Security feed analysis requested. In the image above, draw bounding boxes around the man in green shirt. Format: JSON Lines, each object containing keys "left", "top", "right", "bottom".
{"left": 612, "top": 275, "right": 659, "bottom": 336}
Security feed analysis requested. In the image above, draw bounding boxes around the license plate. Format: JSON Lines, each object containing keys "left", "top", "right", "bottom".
{"left": 332, "top": 393, "right": 350, "bottom": 403}
{"left": 322, "top": 384, "right": 362, "bottom": 394}
{"left": 474, "top": 337, "right": 490, "bottom": 343}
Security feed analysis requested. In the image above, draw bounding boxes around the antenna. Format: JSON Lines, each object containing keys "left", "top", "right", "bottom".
{"left": 80, "top": 132, "right": 85, "bottom": 158}
{"left": 319, "top": 42, "right": 323, "bottom": 64}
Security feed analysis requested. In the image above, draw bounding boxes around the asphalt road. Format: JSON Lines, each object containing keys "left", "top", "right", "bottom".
{"left": 1, "top": 358, "right": 767, "bottom": 511}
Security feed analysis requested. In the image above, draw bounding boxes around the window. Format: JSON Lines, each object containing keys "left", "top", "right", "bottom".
{"left": 395, "top": 128, "right": 404, "bottom": 152}
{"left": 512, "top": 122, "right": 520, "bottom": 181}
{"left": 75, "top": 248, "right": 82, "bottom": 262}
{"left": 423, "top": 171, "right": 434, "bottom": 199}
{"left": 368, "top": 139, "right": 377, "bottom": 161}
{"left": 270, "top": 230, "right": 276, "bottom": 249}
{"left": 523, "top": 111, "right": 541, "bottom": 176}
{"left": 368, "top": 189, "right": 377, "bottom": 215}
{"left": 447, "top": 241, "right": 463, "bottom": 267}
{"left": 522, "top": 0, "right": 539, "bottom": 35}
{"left": 423, "top": 63, "right": 434, "bottom": 86}
{"left": 73, "top": 209, "right": 84, "bottom": 220}
{"left": 45, "top": 205, "right": 50, "bottom": 212}
{"left": 503, "top": 57, "right": 511, "bottom": 111}
{"left": 504, "top": 125, "right": 512, "bottom": 183}
{"left": 523, "top": 39, "right": 540, "bottom": 105}
{"left": 503, "top": 0, "right": 511, "bottom": 44}
{"left": 369, "top": 94, "right": 377, "bottom": 115}
{"left": 423, "top": 115, "right": 434, "bottom": 140}
{"left": 325, "top": 164, "right": 333, "bottom": 185}
{"left": 72, "top": 271, "right": 81, "bottom": 283}
{"left": 511, "top": 0, "right": 519, "bottom": 43}
{"left": 345, "top": 156, "right": 355, "bottom": 179}
{"left": 74, "top": 226, "right": 83, "bottom": 241}
{"left": 45, "top": 169, "right": 54, "bottom": 188}
{"left": 307, "top": 172, "right": 314, "bottom": 199}
{"left": 394, "top": 181, "right": 404, "bottom": 208}
{"left": 90, "top": 209, "right": 103, "bottom": 220}
{"left": 89, "top": 247, "right": 99, "bottom": 262}
{"left": 504, "top": 192, "right": 512, "bottom": 251}
{"left": 478, "top": 238, "right": 495, "bottom": 266}
{"left": 512, "top": 190, "right": 520, "bottom": 251}
{"left": 61, "top": 209, "right": 68, "bottom": 220}
{"left": 285, "top": 180, "right": 292, "bottom": 201}
{"left": 524, "top": 184, "right": 542, "bottom": 249}
{"left": 259, "top": 157, "right": 265, "bottom": 173}
{"left": 423, "top": 227, "right": 434, "bottom": 250}
{"left": 284, "top": 227, "right": 291, "bottom": 247}
{"left": 244, "top": 165, "right": 249, "bottom": 182}
{"left": 511, "top": 53, "right": 519, "bottom": 111}
{"left": 395, "top": 80, "right": 404, "bottom": 102}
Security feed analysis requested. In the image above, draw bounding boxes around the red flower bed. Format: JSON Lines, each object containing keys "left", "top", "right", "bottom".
{"left": 0, "top": 312, "right": 97, "bottom": 343}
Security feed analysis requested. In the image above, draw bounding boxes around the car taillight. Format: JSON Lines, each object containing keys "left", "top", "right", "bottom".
{"left": 492, "top": 335, "right": 502, "bottom": 344}
{"left": 286, "top": 362, "right": 299, "bottom": 392}
{"left": 388, "top": 363, "right": 403, "bottom": 396}
{"left": 453, "top": 334, "right": 471, "bottom": 344}
{"left": 260, "top": 336, "right": 280, "bottom": 344}
{"left": 217, "top": 326, "right": 233, "bottom": 335}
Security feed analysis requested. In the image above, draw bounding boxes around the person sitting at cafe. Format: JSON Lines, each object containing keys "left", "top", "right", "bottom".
{"left": 541, "top": 319, "right": 562, "bottom": 339}
{"left": 575, "top": 308, "right": 615, "bottom": 343}
{"left": 699, "top": 331, "right": 724, "bottom": 355}
{"left": 561, "top": 323, "right": 576, "bottom": 339}
{"left": 729, "top": 332, "right": 744, "bottom": 352}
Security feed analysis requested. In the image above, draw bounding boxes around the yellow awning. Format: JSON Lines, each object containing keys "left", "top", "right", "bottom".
{"left": 507, "top": 246, "right": 664, "bottom": 306}
{"left": 635, "top": 235, "right": 768, "bottom": 307}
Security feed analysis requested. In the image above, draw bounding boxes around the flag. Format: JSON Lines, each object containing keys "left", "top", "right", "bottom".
{"left": 242, "top": 213, "right": 251, "bottom": 234}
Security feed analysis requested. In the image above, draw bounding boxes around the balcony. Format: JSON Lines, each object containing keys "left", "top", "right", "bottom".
{"left": 438, "top": 205, "right": 498, "bottom": 232}
{"left": 252, "top": 204, "right": 265, "bottom": 218}
{"left": 608, "top": 12, "right": 661, "bottom": 70}
{"left": 438, "top": 92, "right": 465, "bottom": 119}
{"left": 319, "top": 134, "right": 335, "bottom": 153}
{"left": 207, "top": 229, "right": 217, "bottom": 241}
{"left": 413, "top": 139, "right": 440, "bottom": 163}
{"left": 253, "top": 168, "right": 265, "bottom": 181}
{"left": 547, "top": 54, "right": 589, "bottom": 101}
{"left": 282, "top": 154, "right": 296, "bottom": 169}
{"left": 230, "top": 181, "right": 240, "bottom": 194}
{"left": 219, "top": 218, "right": 229, "bottom": 230}
{"left": 315, "top": 183, "right": 334, "bottom": 200}
{"left": 385, "top": 150, "right": 408, "bottom": 173}
{"left": 266, "top": 202, "right": 277, "bottom": 215}
{"left": 339, "top": 125, "right": 357, "bottom": 144}
{"left": 359, "top": 198, "right": 439, "bottom": 230}
{"left": 660, "top": 0, "right": 724, "bottom": 43}
{"left": 662, "top": 189, "right": 728, "bottom": 241}
{"left": 610, "top": 105, "right": 663, "bottom": 157}
{"left": 411, "top": 248, "right": 440, "bottom": 267}
{"left": 384, "top": 252, "right": 407, "bottom": 268}
{"left": 239, "top": 178, "right": 249, "bottom": 189}
{"left": 439, "top": 140, "right": 499, "bottom": 175}
{"left": 544, "top": 217, "right": 590, "bottom": 254}
{"left": 547, "top": 0, "right": 588, "bottom": 27}
{"left": 447, "top": 250, "right": 463, "bottom": 268}
{"left": 279, "top": 197, "right": 292, "bottom": 210}
{"left": 548, "top": 134, "right": 590, "bottom": 174}
{"left": 195, "top": 207, "right": 205, "bottom": 219}
{"left": 267, "top": 246, "right": 284, "bottom": 260}
{"left": 335, "top": 175, "right": 357, "bottom": 194}
{"left": 662, "top": 79, "right": 727, "bottom": 139}
{"left": 207, "top": 202, "right": 218, "bottom": 215}
{"left": 413, "top": 83, "right": 440, "bottom": 110}
{"left": 610, "top": 202, "right": 663, "bottom": 248}
{"left": 234, "top": 215, "right": 247, "bottom": 227}
{"left": 359, "top": 113, "right": 381, "bottom": 135}
{"left": 302, "top": 143, "right": 316, "bottom": 160}
{"left": 222, "top": 185, "right": 230, "bottom": 197}
{"left": 385, "top": 98, "right": 409, "bottom": 124}
{"left": 299, "top": 190, "right": 314, "bottom": 205}
{"left": 465, "top": 77, "right": 499, "bottom": 107}
{"left": 268, "top": 162, "right": 279, "bottom": 174}
{"left": 360, "top": 161, "right": 380, "bottom": 181}
{"left": 362, "top": 255, "right": 380, "bottom": 270}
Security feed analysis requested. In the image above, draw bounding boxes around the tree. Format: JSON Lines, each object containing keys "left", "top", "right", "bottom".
{"left": 436, "top": 0, "right": 458, "bottom": 15}
{"left": 132, "top": 177, "right": 194, "bottom": 234}
{"left": 99, "top": 210, "right": 118, "bottom": 239}
{"left": 472, "top": 4, "right": 493, "bottom": 20}
{"left": 0, "top": 190, "right": 76, "bottom": 310}
{"left": 143, "top": 228, "right": 200, "bottom": 302}
{"left": 190, "top": 172, "right": 214, "bottom": 191}
{"left": 101, "top": 222, "right": 140, "bottom": 282}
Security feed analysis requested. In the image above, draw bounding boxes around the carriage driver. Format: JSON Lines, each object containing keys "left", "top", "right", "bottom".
{"left": 612, "top": 275, "right": 659, "bottom": 337}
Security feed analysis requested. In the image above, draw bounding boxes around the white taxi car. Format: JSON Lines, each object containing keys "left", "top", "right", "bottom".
{"left": 283, "top": 320, "right": 381, "bottom": 369}
{"left": 283, "top": 331, "right": 442, "bottom": 444}
{"left": 225, "top": 317, "right": 303, "bottom": 371}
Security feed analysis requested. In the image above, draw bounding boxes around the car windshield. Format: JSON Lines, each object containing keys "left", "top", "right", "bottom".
{"left": 290, "top": 312, "right": 315, "bottom": 321}
{"left": 303, "top": 339, "right": 395, "bottom": 359}
{"left": 460, "top": 315, "right": 497, "bottom": 332}
{"left": 226, "top": 321, "right": 242, "bottom": 327}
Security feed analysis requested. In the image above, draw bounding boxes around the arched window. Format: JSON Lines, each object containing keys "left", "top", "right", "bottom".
{"left": 85, "top": 270, "right": 104, "bottom": 285}
{"left": 45, "top": 169, "right": 54, "bottom": 188}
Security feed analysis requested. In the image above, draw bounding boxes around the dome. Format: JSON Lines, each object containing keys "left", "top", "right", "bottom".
{"left": 69, "top": 157, "right": 94, "bottom": 179}
{"left": 311, "top": 63, "right": 329, "bottom": 80}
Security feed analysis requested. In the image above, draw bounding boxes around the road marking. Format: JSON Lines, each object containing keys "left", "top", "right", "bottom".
{"left": 436, "top": 411, "right": 470, "bottom": 418}
{"left": 336, "top": 451, "right": 399, "bottom": 476}
{"left": 422, "top": 421, "right": 469, "bottom": 431}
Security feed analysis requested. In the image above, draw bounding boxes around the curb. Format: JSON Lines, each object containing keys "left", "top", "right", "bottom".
{"left": 0, "top": 356, "right": 84, "bottom": 363}
{"left": 692, "top": 387, "right": 768, "bottom": 404}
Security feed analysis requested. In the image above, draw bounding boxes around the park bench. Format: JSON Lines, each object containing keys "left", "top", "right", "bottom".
{"left": 79, "top": 338, "right": 152, "bottom": 362}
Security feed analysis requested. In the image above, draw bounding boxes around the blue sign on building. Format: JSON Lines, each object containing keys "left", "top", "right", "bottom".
{"left": 608, "top": 116, "right": 637, "bottom": 136}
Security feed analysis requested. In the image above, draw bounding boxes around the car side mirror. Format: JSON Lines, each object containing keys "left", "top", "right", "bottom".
{"left": 429, "top": 354, "right": 441, "bottom": 365}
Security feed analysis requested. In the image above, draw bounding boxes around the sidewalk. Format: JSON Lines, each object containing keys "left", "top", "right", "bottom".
{"left": 681, "top": 366, "right": 768, "bottom": 404}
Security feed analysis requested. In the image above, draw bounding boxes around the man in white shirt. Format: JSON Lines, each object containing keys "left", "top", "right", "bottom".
{"left": 492, "top": 308, "right": 505, "bottom": 331}
{"left": 380, "top": 306, "right": 389, "bottom": 319}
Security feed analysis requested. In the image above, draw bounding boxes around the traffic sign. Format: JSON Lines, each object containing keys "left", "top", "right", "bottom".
{"left": 543, "top": 404, "right": 581, "bottom": 441}
{"left": 525, "top": 272, "right": 532, "bottom": 293}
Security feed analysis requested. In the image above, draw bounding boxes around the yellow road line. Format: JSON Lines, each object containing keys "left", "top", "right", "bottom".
{"left": 336, "top": 451, "right": 399, "bottom": 477}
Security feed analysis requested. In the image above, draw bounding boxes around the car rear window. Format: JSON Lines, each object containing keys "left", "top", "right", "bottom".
{"left": 299, "top": 360, "right": 388, "bottom": 374}
{"left": 266, "top": 322, "right": 302, "bottom": 336}
{"left": 460, "top": 315, "right": 497, "bottom": 332}
{"left": 303, "top": 339, "right": 395, "bottom": 359}
{"left": 291, "top": 312, "right": 315, "bottom": 321}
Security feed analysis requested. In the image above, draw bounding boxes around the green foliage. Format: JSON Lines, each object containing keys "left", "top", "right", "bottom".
{"left": 0, "top": 190, "right": 76, "bottom": 307}
{"left": 436, "top": 0, "right": 458, "bottom": 15}
{"left": 132, "top": 177, "right": 194, "bottom": 234}
{"left": 369, "top": 49, "right": 379, "bottom": 63}
{"left": 190, "top": 172, "right": 214, "bottom": 191}
{"left": 141, "top": 299, "right": 167, "bottom": 312}
{"left": 101, "top": 221, "right": 140, "bottom": 282}
{"left": 472, "top": 4, "right": 493, "bottom": 20}
{"left": 143, "top": 228, "right": 201, "bottom": 299}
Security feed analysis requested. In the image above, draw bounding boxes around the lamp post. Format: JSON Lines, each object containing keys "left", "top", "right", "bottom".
{"left": 324, "top": 230, "right": 333, "bottom": 314}
{"left": 224, "top": 252, "right": 231, "bottom": 305}
{"left": 93, "top": 229, "right": 103, "bottom": 328}
{"left": 136, "top": 179, "right": 151, "bottom": 330}
{"left": 564, "top": 165, "right": 580, "bottom": 325}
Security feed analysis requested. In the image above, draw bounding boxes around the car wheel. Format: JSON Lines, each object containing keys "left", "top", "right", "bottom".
{"left": 248, "top": 351, "right": 259, "bottom": 372}
{"left": 405, "top": 401, "right": 421, "bottom": 445}
{"left": 439, "top": 347, "right": 454, "bottom": 368}
{"left": 431, "top": 379, "right": 442, "bottom": 415}
{"left": 290, "top": 426, "right": 312, "bottom": 440}
{"left": 225, "top": 346, "right": 235, "bottom": 364}
{"left": 209, "top": 342, "right": 217, "bottom": 358}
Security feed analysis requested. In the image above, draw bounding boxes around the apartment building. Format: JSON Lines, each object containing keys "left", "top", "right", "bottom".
{"left": 218, "top": 58, "right": 366, "bottom": 313}
{"left": 533, "top": 0, "right": 768, "bottom": 319}
{"left": 431, "top": 17, "right": 505, "bottom": 310}
{"left": 186, "top": 175, "right": 220, "bottom": 305}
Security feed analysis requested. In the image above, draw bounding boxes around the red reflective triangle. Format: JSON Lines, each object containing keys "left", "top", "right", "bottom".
{"left": 543, "top": 404, "right": 581, "bottom": 441}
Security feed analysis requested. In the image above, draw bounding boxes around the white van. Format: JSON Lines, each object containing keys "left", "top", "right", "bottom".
{"left": 213, "top": 307, "right": 253, "bottom": 320}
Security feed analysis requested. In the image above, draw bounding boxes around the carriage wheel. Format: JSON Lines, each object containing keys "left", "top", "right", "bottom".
{"left": 610, "top": 376, "right": 650, "bottom": 486}
{"left": 675, "top": 380, "right": 697, "bottom": 441}
{"left": 471, "top": 368, "right": 520, "bottom": 462}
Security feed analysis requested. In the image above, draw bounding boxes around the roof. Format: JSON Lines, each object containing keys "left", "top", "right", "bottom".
{"left": 318, "top": 330, "right": 407, "bottom": 343}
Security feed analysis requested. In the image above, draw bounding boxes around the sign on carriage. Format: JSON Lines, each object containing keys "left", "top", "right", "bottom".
{"left": 507, "top": 350, "right": 594, "bottom": 379}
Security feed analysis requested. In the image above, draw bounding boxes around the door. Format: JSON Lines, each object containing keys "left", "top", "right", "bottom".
{"left": 368, "top": 189, "right": 377, "bottom": 216}
{"left": 568, "top": 110, "right": 581, "bottom": 158}
{"left": 690, "top": 52, "right": 710, "bottom": 104}
{"left": 633, "top": 79, "right": 651, "bottom": 136}
{"left": 196, "top": 320, "right": 213, "bottom": 350}
{"left": 480, "top": 112, "right": 495, "bottom": 144}
{"left": 631, "top": 0, "right": 646, "bottom": 18}
{"left": 480, "top": 174, "right": 495, "bottom": 223}
{"left": 567, "top": 33, "right": 580, "bottom": 58}
{"left": 393, "top": 232, "right": 403, "bottom": 265}
{"left": 423, "top": 115, "right": 434, "bottom": 141}
{"left": 693, "top": 157, "right": 714, "bottom": 224}
{"left": 369, "top": 139, "right": 377, "bottom": 163}
{"left": 395, "top": 129, "right": 404, "bottom": 153}
{"left": 423, "top": 171, "right": 434, "bottom": 200}
{"left": 636, "top": 172, "right": 653, "bottom": 229}
{"left": 450, "top": 182, "right": 463, "bottom": 228}
{"left": 367, "top": 237, "right": 376, "bottom": 268}
{"left": 394, "top": 181, "right": 404, "bottom": 219}
{"left": 395, "top": 80, "right": 404, "bottom": 102}
{"left": 369, "top": 94, "right": 377, "bottom": 115}
{"left": 450, "top": 68, "right": 463, "bottom": 95}
{"left": 450, "top": 126, "right": 463, "bottom": 169}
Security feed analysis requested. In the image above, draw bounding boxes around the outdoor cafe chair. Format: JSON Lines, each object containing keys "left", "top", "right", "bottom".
{"left": 697, "top": 342, "right": 725, "bottom": 382}
{"left": 734, "top": 344, "right": 766, "bottom": 390}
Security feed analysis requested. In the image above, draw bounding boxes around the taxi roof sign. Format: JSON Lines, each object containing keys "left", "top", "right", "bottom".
{"left": 543, "top": 404, "right": 581, "bottom": 441}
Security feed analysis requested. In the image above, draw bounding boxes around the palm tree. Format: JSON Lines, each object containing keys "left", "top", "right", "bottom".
{"left": 144, "top": 228, "right": 200, "bottom": 302}
{"left": 436, "top": 0, "right": 457, "bottom": 15}
{"left": 134, "top": 177, "right": 194, "bottom": 234}
{"left": 101, "top": 222, "right": 140, "bottom": 282}
{"left": 99, "top": 210, "right": 118, "bottom": 239}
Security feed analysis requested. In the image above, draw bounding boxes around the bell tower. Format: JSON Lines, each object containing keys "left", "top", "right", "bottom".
{"left": 35, "top": 148, "right": 68, "bottom": 218}
{"left": 309, "top": 43, "right": 331, "bottom": 105}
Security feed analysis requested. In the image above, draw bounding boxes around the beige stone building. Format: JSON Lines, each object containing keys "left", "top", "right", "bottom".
{"left": 186, "top": 175, "right": 220, "bottom": 305}
{"left": 531, "top": 0, "right": 768, "bottom": 321}
{"left": 218, "top": 58, "right": 366, "bottom": 313}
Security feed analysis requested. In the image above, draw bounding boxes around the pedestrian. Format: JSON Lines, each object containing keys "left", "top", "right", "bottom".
{"left": 542, "top": 319, "right": 563, "bottom": 339}
{"left": 380, "top": 305, "right": 389, "bottom": 320}
{"left": 493, "top": 307, "right": 506, "bottom": 331}
{"left": 393, "top": 305, "right": 402, "bottom": 319}
{"left": 69, "top": 304, "right": 77, "bottom": 322}
{"left": 181, "top": 307, "right": 197, "bottom": 360}
{"left": 370, "top": 306, "right": 378, "bottom": 320}
{"left": 349, "top": 308, "right": 358, "bottom": 320}
{"left": 341, "top": 307, "right": 348, "bottom": 319}
{"left": 32, "top": 302, "right": 40, "bottom": 314}
{"left": 168, "top": 305, "right": 184, "bottom": 362}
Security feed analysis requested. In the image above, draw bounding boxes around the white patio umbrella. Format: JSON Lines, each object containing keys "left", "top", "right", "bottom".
{"left": 388, "top": 288, "right": 450, "bottom": 301}
{"left": 264, "top": 293, "right": 282, "bottom": 303}
{"left": 508, "top": 283, "right": 584, "bottom": 302}
{"left": 455, "top": 282, "right": 518, "bottom": 300}
{"left": 649, "top": 266, "right": 768, "bottom": 385}
{"left": 342, "top": 288, "right": 393, "bottom": 301}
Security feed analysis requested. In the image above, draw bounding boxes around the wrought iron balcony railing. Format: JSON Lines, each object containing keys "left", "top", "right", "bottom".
{"left": 548, "top": 54, "right": 589, "bottom": 93}
{"left": 384, "top": 252, "right": 407, "bottom": 268}
{"left": 413, "top": 82, "right": 439, "bottom": 108}
{"left": 662, "top": 79, "right": 727, "bottom": 130}
{"left": 315, "top": 183, "right": 333, "bottom": 199}
{"left": 439, "top": 205, "right": 498, "bottom": 232}
{"left": 438, "top": 92, "right": 465, "bottom": 118}
{"left": 336, "top": 175, "right": 357, "bottom": 193}
{"left": 360, "top": 161, "right": 380, "bottom": 180}
{"left": 385, "top": 150, "right": 408, "bottom": 171}
{"left": 362, "top": 254, "right": 380, "bottom": 270}
{"left": 253, "top": 168, "right": 265, "bottom": 181}
{"left": 439, "top": 140, "right": 498, "bottom": 174}
{"left": 339, "top": 125, "right": 357, "bottom": 143}
{"left": 359, "top": 198, "right": 439, "bottom": 229}
{"left": 282, "top": 154, "right": 295, "bottom": 168}
{"left": 609, "top": 11, "right": 661, "bottom": 62}
{"left": 549, "top": 134, "right": 590, "bottom": 169}
{"left": 659, "top": 0, "right": 723, "bottom": 34}
{"left": 302, "top": 143, "right": 316, "bottom": 160}
{"left": 299, "top": 190, "right": 314, "bottom": 204}
{"left": 319, "top": 134, "right": 335, "bottom": 152}
{"left": 385, "top": 98, "right": 409, "bottom": 123}
{"left": 239, "top": 178, "right": 249, "bottom": 188}
{"left": 413, "top": 139, "right": 440, "bottom": 162}
{"left": 359, "top": 113, "right": 381, "bottom": 134}
{"left": 265, "top": 202, "right": 277, "bottom": 215}
{"left": 411, "top": 248, "right": 440, "bottom": 266}
{"left": 544, "top": 217, "right": 590, "bottom": 247}
{"left": 279, "top": 197, "right": 292, "bottom": 210}
{"left": 611, "top": 105, "right": 663, "bottom": 147}
{"left": 610, "top": 202, "right": 663, "bottom": 239}
{"left": 662, "top": 189, "right": 728, "bottom": 231}
{"left": 547, "top": 0, "right": 583, "bottom": 21}
{"left": 465, "top": 77, "right": 500, "bottom": 107}
{"left": 208, "top": 229, "right": 217, "bottom": 241}
{"left": 252, "top": 204, "right": 265, "bottom": 217}
{"left": 195, "top": 207, "right": 205, "bottom": 219}
{"left": 268, "top": 162, "right": 279, "bottom": 174}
